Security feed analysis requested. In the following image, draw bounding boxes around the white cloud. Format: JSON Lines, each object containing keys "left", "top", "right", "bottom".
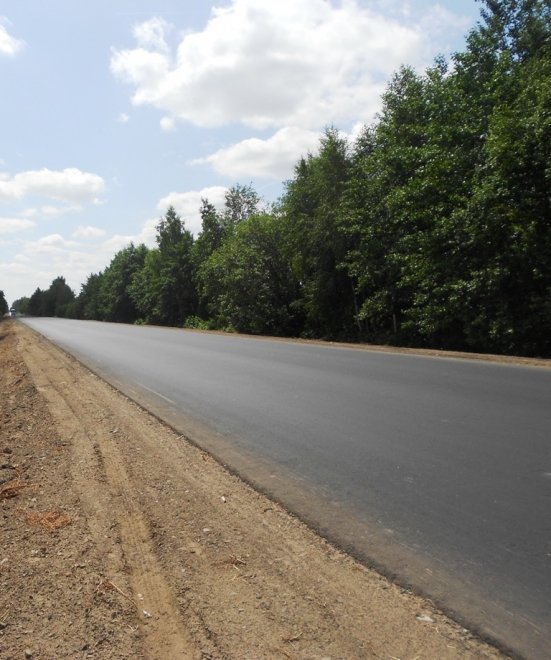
{"left": 197, "top": 126, "right": 320, "bottom": 180}
{"left": 133, "top": 17, "right": 171, "bottom": 52}
{"left": 110, "top": 48, "right": 170, "bottom": 99}
{"left": 111, "top": 0, "right": 465, "bottom": 132}
{"left": 0, "top": 21, "right": 24, "bottom": 57}
{"left": 0, "top": 168, "right": 105, "bottom": 204}
{"left": 157, "top": 186, "right": 228, "bottom": 235}
{"left": 0, "top": 217, "right": 35, "bottom": 235}
{"left": 72, "top": 226, "right": 107, "bottom": 239}
{"left": 118, "top": 112, "right": 130, "bottom": 123}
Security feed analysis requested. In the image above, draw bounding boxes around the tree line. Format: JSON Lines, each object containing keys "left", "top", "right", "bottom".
{"left": 12, "top": 1, "right": 551, "bottom": 357}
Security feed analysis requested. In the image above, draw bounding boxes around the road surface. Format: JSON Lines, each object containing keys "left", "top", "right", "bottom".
{"left": 21, "top": 317, "right": 551, "bottom": 658}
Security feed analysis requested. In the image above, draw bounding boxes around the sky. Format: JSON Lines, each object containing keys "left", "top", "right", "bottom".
{"left": 0, "top": 0, "right": 482, "bottom": 305}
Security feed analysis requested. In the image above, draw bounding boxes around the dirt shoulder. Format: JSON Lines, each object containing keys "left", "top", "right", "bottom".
{"left": 1, "top": 319, "right": 505, "bottom": 659}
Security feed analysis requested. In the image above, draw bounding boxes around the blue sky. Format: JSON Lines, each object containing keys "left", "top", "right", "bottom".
{"left": 0, "top": 0, "right": 482, "bottom": 304}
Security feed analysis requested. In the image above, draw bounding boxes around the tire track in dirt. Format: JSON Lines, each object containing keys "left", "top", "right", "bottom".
{"left": 18, "top": 329, "right": 198, "bottom": 659}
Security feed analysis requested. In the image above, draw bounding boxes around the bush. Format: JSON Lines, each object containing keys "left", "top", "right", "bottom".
{"left": 183, "top": 315, "right": 211, "bottom": 330}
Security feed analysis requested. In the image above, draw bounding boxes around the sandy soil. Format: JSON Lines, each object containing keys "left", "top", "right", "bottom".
{"left": 0, "top": 319, "right": 506, "bottom": 659}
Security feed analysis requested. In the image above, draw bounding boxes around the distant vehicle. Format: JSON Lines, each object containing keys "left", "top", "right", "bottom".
{"left": 9, "top": 308, "right": 16, "bottom": 317}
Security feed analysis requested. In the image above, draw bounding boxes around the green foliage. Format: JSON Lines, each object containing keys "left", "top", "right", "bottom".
{"left": 183, "top": 315, "right": 211, "bottom": 330}
{"left": 128, "top": 248, "right": 164, "bottom": 324}
{"left": 154, "top": 207, "right": 197, "bottom": 325}
{"left": 199, "top": 212, "right": 300, "bottom": 335}
{"left": 283, "top": 127, "right": 356, "bottom": 339}
{"left": 74, "top": 273, "right": 104, "bottom": 320}
{"left": 99, "top": 243, "right": 148, "bottom": 324}
{"left": 192, "top": 185, "right": 263, "bottom": 318}
{"left": 339, "top": 67, "right": 433, "bottom": 343}
{"left": 221, "top": 183, "right": 261, "bottom": 231}
{"left": 27, "top": 278, "right": 75, "bottom": 318}
{"left": 11, "top": 297, "right": 30, "bottom": 315}
{"left": 335, "top": 0, "right": 551, "bottom": 356}
{"left": 192, "top": 200, "right": 225, "bottom": 266}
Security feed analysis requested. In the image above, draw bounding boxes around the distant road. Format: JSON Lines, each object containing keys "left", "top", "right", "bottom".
{"left": 22, "top": 318, "right": 551, "bottom": 658}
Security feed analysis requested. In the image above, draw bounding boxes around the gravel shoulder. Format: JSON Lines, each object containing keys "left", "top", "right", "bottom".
{"left": 1, "top": 320, "right": 505, "bottom": 659}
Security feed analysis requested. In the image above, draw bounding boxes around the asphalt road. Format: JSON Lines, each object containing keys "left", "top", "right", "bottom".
{"left": 21, "top": 318, "right": 551, "bottom": 658}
